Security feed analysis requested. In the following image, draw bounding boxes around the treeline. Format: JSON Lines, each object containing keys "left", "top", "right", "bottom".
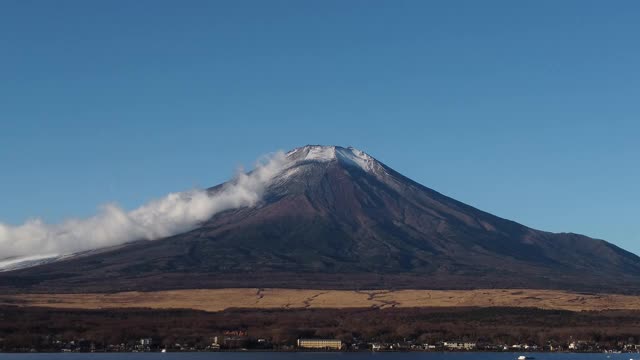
{"left": 1, "top": 306, "right": 640, "bottom": 351}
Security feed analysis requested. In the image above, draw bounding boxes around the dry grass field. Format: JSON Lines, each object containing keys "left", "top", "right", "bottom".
{"left": 2, "top": 288, "right": 640, "bottom": 312}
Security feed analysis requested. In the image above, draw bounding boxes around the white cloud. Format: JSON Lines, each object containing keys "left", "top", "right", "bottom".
{"left": 0, "top": 151, "right": 288, "bottom": 260}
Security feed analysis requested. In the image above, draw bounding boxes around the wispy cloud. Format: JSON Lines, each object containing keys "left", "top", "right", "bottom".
{"left": 0, "top": 151, "right": 288, "bottom": 260}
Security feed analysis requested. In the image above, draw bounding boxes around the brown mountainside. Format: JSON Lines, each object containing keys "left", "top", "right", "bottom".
{"left": 2, "top": 145, "right": 639, "bottom": 293}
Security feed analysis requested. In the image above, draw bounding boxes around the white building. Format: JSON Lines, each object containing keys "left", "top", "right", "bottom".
{"left": 444, "top": 341, "right": 476, "bottom": 350}
{"left": 297, "top": 339, "right": 342, "bottom": 350}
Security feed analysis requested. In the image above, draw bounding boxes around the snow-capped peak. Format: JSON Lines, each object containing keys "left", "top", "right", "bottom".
{"left": 286, "top": 145, "right": 378, "bottom": 173}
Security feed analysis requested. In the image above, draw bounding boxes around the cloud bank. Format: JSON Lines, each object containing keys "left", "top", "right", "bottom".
{"left": 0, "top": 151, "right": 289, "bottom": 261}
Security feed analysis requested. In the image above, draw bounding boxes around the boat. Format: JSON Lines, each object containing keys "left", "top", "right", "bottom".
{"left": 518, "top": 356, "right": 534, "bottom": 360}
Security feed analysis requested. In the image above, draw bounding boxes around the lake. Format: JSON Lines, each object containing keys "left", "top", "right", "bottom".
{"left": 0, "top": 353, "right": 635, "bottom": 360}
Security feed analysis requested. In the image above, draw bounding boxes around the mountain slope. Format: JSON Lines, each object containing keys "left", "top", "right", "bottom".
{"left": 2, "top": 145, "right": 639, "bottom": 293}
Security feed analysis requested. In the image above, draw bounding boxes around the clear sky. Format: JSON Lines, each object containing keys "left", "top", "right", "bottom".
{"left": 1, "top": 1, "right": 639, "bottom": 254}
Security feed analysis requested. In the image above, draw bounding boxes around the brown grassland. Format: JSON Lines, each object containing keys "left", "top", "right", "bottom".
{"left": 3, "top": 288, "right": 640, "bottom": 312}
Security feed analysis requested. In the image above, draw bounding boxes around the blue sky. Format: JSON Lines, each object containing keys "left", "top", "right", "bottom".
{"left": 1, "top": 1, "right": 639, "bottom": 254}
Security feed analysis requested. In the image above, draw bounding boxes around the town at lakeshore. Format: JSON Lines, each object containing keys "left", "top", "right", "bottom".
{"left": 4, "top": 306, "right": 640, "bottom": 354}
{"left": 6, "top": 334, "right": 640, "bottom": 354}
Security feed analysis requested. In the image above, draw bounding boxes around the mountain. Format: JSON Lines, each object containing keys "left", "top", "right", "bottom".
{"left": 2, "top": 145, "right": 639, "bottom": 293}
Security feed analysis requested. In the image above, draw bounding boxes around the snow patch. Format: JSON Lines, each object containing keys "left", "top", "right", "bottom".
{"left": 336, "top": 147, "right": 377, "bottom": 173}
{"left": 304, "top": 146, "right": 337, "bottom": 161}
{"left": 0, "top": 254, "right": 60, "bottom": 272}
{"left": 287, "top": 145, "right": 379, "bottom": 173}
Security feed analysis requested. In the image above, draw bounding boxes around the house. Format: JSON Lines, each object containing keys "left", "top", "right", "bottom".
{"left": 297, "top": 339, "right": 342, "bottom": 350}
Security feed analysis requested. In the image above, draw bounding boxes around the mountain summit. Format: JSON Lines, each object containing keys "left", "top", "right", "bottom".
{"left": 285, "top": 145, "right": 379, "bottom": 171}
{"left": 3, "top": 145, "right": 640, "bottom": 293}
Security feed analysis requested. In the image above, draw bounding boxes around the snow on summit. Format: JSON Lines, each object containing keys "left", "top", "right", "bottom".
{"left": 286, "top": 145, "right": 378, "bottom": 173}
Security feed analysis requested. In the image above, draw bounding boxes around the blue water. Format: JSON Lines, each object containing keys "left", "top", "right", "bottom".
{"left": 0, "top": 353, "right": 634, "bottom": 360}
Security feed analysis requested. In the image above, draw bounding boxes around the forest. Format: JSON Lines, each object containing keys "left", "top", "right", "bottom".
{"left": 3, "top": 305, "right": 640, "bottom": 352}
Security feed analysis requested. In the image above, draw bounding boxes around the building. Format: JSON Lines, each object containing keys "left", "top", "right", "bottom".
{"left": 297, "top": 339, "right": 342, "bottom": 350}
{"left": 444, "top": 341, "right": 477, "bottom": 350}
